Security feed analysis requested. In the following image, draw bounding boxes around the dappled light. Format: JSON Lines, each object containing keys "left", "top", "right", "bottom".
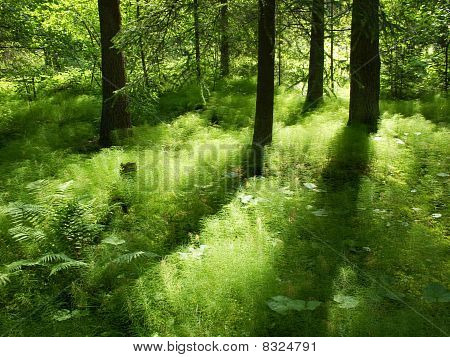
{"left": 0, "top": 0, "right": 448, "bottom": 341}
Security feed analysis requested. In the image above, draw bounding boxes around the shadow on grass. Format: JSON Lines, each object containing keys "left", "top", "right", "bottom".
{"left": 380, "top": 96, "right": 449, "bottom": 124}
{"left": 271, "top": 122, "right": 449, "bottom": 336}
{"left": 267, "top": 126, "right": 371, "bottom": 336}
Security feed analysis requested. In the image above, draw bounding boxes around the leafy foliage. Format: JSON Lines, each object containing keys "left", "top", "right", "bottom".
{"left": 112, "top": 251, "right": 159, "bottom": 265}
{"left": 266, "top": 296, "right": 322, "bottom": 315}
{"left": 423, "top": 284, "right": 450, "bottom": 303}
{"left": 49, "top": 260, "right": 88, "bottom": 276}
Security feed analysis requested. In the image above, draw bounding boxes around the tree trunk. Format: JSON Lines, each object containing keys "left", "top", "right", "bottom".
{"left": 445, "top": 41, "right": 449, "bottom": 93}
{"left": 330, "top": 0, "right": 335, "bottom": 94}
{"left": 136, "top": 0, "right": 150, "bottom": 87}
{"left": 348, "top": 0, "right": 380, "bottom": 132}
{"left": 277, "top": 14, "right": 282, "bottom": 86}
{"left": 251, "top": 0, "right": 276, "bottom": 177}
{"left": 193, "top": 0, "right": 201, "bottom": 83}
{"left": 219, "top": 0, "right": 230, "bottom": 77}
{"left": 98, "top": 0, "right": 131, "bottom": 147}
{"left": 31, "top": 77, "right": 36, "bottom": 100}
{"left": 303, "top": 0, "right": 325, "bottom": 112}
{"left": 193, "top": 0, "right": 206, "bottom": 104}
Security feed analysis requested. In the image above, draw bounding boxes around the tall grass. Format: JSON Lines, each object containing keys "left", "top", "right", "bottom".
{"left": 0, "top": 79, "right": 448, "bottom": 337}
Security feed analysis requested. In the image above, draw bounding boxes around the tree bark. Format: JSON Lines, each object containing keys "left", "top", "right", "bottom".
{"left": 98, "top": 0, "right": 131, "bottom": 147}
{"left": 193, "top": 0, "right": 201, "bottom": 83}
{"left": 193, "top": 0, "right": 206, "bottom": 104}
{"left": 445, "top": 41, "right": 449, "bottom": 93}
{"left": 348, "top": 0, "right": 380, "bottom": 132}
{"left": 251, "top": 0, "right": 276, "bottom": 176}
{"left": 330, "top": 0, "right": 335, "bottom": 94}
{"left": 277, "top": 13, "right": 282, "bottom": 86}
{"left": 219, "top": 0, "right": 230, "bottom": 77}
{"left": 303, "top": 0, "right": 325, "bottom": 112}
{"left": 136, "top": 0, "right": 150, "bottom": 87}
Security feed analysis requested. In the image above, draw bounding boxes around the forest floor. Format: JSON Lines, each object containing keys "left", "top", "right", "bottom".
{"left": 0, "top": 79, "right": 449, "bottom": 336}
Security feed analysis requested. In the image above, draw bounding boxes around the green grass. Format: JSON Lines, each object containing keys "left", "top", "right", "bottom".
{"left": 0, "top": 81, "right": 448, "bottom": 336}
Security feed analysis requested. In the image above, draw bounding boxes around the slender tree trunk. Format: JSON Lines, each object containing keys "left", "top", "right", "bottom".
{"left": 251, "top": 0, "right": 276, "bottom": 177}
{"left": 193, "top": 0, "right": 201, "bottom": 83}
{"left": 219, "top": 0, "right": 230, "bottom": 77}
{"left": 22, "top": 78, "right": 31, "bottom": 102}
{"left": 136, "top": 0, "right": 149, "bottom": 87}
{"left": 277, "top": 14, "right": 282, "bottom": 86}
{"left": 44, "top": 48, "right": 52, "bottom": 67}
{"left": 31, "top": 77, "right": 36, "bottom": 100}
{"left": 393, "top": 42, "right": 398, "bottom": 98}
{"left": 303, "top": 0, "right": 325, "bottom": 112}
{"left": 445, "top": 41, "right": 449, "bottom": 93}
{"left": 90, "top": 61, "right": 96, "bottom": 87}
{"left": 193, "top": 0, "right": 206, "bottom": 104}
{"left": 98, "top": 0, "right": 131, "bottom": 147}
{"left": 330, "top": 0, "right": 335, "bottom": 94}
{"left": 348, "top": 0, "right": 380, "bottom": 132}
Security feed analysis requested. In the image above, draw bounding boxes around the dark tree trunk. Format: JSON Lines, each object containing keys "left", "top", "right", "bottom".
{"left": 31, "top": 77, "right": 36, "bottom": 100}
{"left": 251, "top": 0, "right": 276, "bottom": 176}
{"left": 277, "top": 14, "right": 282, "bottom": 86}
{"left": 193, "top": 0, "right": 206, "bottom": 104}
{"left": 98, "top": 0, "right": 131, "bottom": 148}
{"left": 136, "top": 0, "right": 149, "bottom": 87}
{"left": 303, "top": 0, "right": 325, "bottom": 112}
{"left": 193, "top": 0, "right": 201, "bottom": 82}
{"left": 445, "top": 41, "right": 449, "bottom": 93}
{"left": 329, "top": 0, "right": 335, "bottom": 94}
{"left": 219, "top": 0, "right": 230, "bottom": 77}
{"left": 348, "top": 0, "right": 380, "bottom": 132}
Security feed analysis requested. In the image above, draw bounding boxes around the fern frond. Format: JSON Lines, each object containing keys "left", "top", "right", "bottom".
{"left": 37, "top": 253, "right": 72, "bottom": 264}
{"left": 51, "top": 180, "right": 74, "bottom": 200}
{"left": 9, "top": 225, "right": 46, "bottom": 242}
{"left": 26, "top": 179, "right": 48, "bottom": 193}
{"left": 0, "top": 273, "right": 10, "bottom": 287}
{"left": 49, "top": 260, "right": 88, "bottom": 276}
{"left": 6, "top": 202, "right": 46, "bottom": 226}
{"left": 112, "top": 251, "right": 159, "bottom": 264}
{"left": 5, "top": 259, "right": 40, "bottom": 272}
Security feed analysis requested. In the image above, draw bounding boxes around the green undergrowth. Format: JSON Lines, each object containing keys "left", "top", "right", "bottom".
{"left": 130, "top": 104, "right": 449, "bottom": 337}
{"left": 0, "top": 80, "right": 449, "bottom": 336}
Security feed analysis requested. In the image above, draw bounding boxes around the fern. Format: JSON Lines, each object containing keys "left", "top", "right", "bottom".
{"left": 8, "top": 225, "right": 46, "bottom": 242}
{"left": 6, "top": 202, "right": 47, "bottom": 243}
{"left": 51, "top": 180, "right": 74, "bottom": 201}
{"left": 25, "top": 179, "right": 49, "bottom": 194}
{"left": 50, "top": 200, "right": 100, "bottom": 254}
{"left": 6, "top": 202, "right": 46, "bottom": 226}
{"left": 3, "top": 253, "right": 84, "bottom": 277}
{"left": 37, "top": 253, "right": 72, "bottom": 264}
{"left": 49, "top": 260, "right": 88, "bottom": 276}
{"left": 5, "top": 259, "right": 40, "bottom": 272}
{"left": 112, "top": 251, "right": 159, "bottom": 264}
{"left": 0, "top": 273, "right": 10, "bottom": 287}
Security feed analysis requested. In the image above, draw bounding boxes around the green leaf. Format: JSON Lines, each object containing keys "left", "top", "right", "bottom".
{"left": 102, "top": 235, "right": 126, "bottom": 246}
{"left": 0, "top": 273, "right": 10, "bottom": 287}
{"left": 238, "top": 194, "right": 254, "bottom": 204}
{"left": 112, "top": 251, "right": 159, "bottom": 264}
{"left": 312, "top": 209, "right": 328, "bottom": 217}
{"left": 37, "top": 253, "right": 72, "bottom": 264}
{"left": 5, "top": 259, "right": 40, "bottom": 272}
{"left": 52, "top": 309, "right": 86, "bottom": 322}
{"left": 333, "top": 294, "right": 359, "bottom": 309}
{"left": 266, "top": 296, "right": 321, "bottom": 315}
{"left": 266, "top": 296, "right": 294, "bottom": 315}
{"left": 50, "top": 260, "right": 88, "bottom": 276}
{"left": 305, "top": 300, "right": 322, "bottom": 310}
{"left": 303, "top": 183, "right": 317, "bottom": 190}
{"left": 423, "top": 283, "right": 450, "bottom": 303}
